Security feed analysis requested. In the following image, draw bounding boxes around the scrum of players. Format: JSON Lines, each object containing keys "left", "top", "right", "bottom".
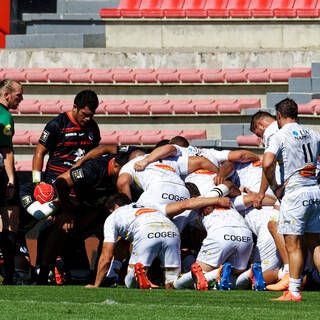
{"left": 1, "top": 89, "right": 320, "bottom": 300}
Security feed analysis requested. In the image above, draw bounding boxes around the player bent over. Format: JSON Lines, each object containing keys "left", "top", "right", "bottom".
{"left": 86, "top": 193, "right": 231, "bottom": 289}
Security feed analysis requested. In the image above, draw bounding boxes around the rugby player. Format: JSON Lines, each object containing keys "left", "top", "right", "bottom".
{"left": 263, "top": 98, "right": 320, "bottom": 301}
{"left": 86, "top": 193, "right": 231, "bottom": 289}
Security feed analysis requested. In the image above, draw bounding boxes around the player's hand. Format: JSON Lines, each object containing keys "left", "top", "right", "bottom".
{"left": 252, "top": 192, "right": 264, "bottom": 209}
{"left": 5, "top": 182, "right": 15, "bottom": 200}
{"left": 134, "top": 159, "right": 149, "bottom": 171}
{"left": 85, "top": 284, "right": 98, "bottom": 288}
{"left": 215, "top": 197, "right": 232, "bottom": 209}
{"left": 198, "top": 205, "right": 213, "bottom": 217}
{"left": 213, "top": 175, "right": 225, "bottom": 186}
{"left": 61, "top": 212, "right": 75, "bottom": 232}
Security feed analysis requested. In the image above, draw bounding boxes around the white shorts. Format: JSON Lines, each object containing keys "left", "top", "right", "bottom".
{"left": 137, "top": 182, "right": 190, "bottom": 205}
{"left": 196, "top": 226, "right": 253, "bottom": 270}
{"left": 252, "top": 234, "right": 282, "bottom": 272}
{"left": 278, "top": 185, "right": 320, "bottom": 235}
{"left": 129, "top": 221, "right": 181, "bottom": 268}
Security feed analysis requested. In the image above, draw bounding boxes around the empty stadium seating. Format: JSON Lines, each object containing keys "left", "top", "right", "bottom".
{"left": 100, "top": 0, "right": 320, "bottom": 18}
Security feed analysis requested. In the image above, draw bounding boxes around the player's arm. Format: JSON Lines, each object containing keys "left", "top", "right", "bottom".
{"left": 252, "top": 168, "right": 270, "bottom": 209}
{"left": 116, "top": 173, "right": 133, "bottom": 200}
{"left": 32, "top": 142, "right": 48, "bottom": 183}
{"left": 73, "top": 145, "right": 118, "bottom": 167}
{"left": 227, "top": 149, "right": 260, "bottom": 163}
{"left": 86, "top": 242, "right": 115, "bottom": 288}
{"left": 187, "top": 156, "right": 219, "bottom": 174}
{"left": 134, "top": 144, "right": 178, "bottom": 171}
{"left": 1, "top": 146, "right": 15, "bottom": 198}
{"left": 214, "top": 160, "right": 234, "bottom": 185}
{"left": 165, "top": 196, "right": 231, "bottom": 219}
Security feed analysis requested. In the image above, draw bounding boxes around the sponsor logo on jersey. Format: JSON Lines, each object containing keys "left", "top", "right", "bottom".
{"left": 193, "top": 169, "right": 215, "bottom": 175}
{"left": 224, "top": 234, "right": 251, "bottom": 242}
{"left": 65, "top": 132, "right": 77, "bottom": 137}
{"left": 3, "top": 124, "right": 12, "bottom": 136}
{"left": 88, "top": 131, "right": 94, "bottom": 140}
{"left": 22, "top": 195, "right": 33, "bottom": 207}
{"left": 147, "top": 231, "right": 178, "bottom": 239}
{"left": 71, "top": 168, "right": 84, "bottom": 181}
{"left": 154, "top": 164, "right": 176, "bottom": 172}
{"left": 302, "top": 199, "right": 320, "bottom": 206}
{"left": 135, "top": 208, "right": 158, "bottom": 217}
{"left": 252, "top": 161, "right": 262, "bottom": 167}
{"left": 39, "top": 130, "right": 49, "bottom": 143}
{"left": 162, "top": 193, "right": 187, "bottom": 201}
{"left": 292, "top": 129, "right": 310, "bottom": 140}
{"left": 299, "top": 165, "right": 316, "bottom": 177}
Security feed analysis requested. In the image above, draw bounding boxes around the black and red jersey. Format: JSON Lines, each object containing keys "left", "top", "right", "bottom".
{"left": 39, "top": 112, "right": 100, "bottom": 182}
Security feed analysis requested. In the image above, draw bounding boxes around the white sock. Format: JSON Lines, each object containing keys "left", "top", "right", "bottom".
{"left": 234, "top": 270, "right": 251, "bottom": 289}
{"left": 173, "top": 272, "right": 193, "bottom": 289}
{"left": 204, "top": 269, "right": 219, "bottom": 283}
{"left": 283, "top": 264, "right": 289, "bottom": 274}
{"left": 182, "top": 255, "right": 196, "bottom": 272}
{"left": 278, "top": 266, "right": 287, "bottom": 280}
{"left": 124, "top": 268, "right": 137, "bottom": 288}
{"left": 107, "top": 259, "right": 122, "bottom": 279}
{"left": 289, "top": 277, "right": 301, "bottom": 297}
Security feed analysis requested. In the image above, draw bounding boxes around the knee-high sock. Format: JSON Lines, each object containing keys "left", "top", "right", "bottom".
{"left": 173, "top": 271, "right": 193, "bottom": 289}
{"left": 124, "top": 267, "right": 138, "bottom": 288}
{"left": 1, "top": 230, "right": 16, "bottom": 284}
{"left": 204, "top": 269, "right": 219, "bottom": 283}
{"left": 230, "top": 270, "right": 251, "bottom": 289}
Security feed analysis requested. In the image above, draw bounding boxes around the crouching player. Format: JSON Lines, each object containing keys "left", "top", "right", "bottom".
{"left": 86, "top": 193, "right": 231, "bottom": 289}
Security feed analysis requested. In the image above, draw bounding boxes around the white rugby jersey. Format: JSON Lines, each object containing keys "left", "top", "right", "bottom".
{"left": 119, "top": 154, "right": 188, "bottom": 191}
{"left": 263, "top": 121, "right": 278, "bottom": 149}
{"left": 103, "top": 202, "right": 170, "bottom": 242}
{"left": 185, "top": 169, "right": 217, "bottom": 196}
{"left": 174, "top": 145, "right": 230, "bottom": 168}
{"left": 231, "top": 161, "right": 281, "bottom": 194}
{"left": 265, "top": 122, "right": 320, "bottom": 190}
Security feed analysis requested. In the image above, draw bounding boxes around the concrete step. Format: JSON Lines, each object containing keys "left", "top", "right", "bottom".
{"left": 57, "top": 0, "right": 118, "bottom": 14}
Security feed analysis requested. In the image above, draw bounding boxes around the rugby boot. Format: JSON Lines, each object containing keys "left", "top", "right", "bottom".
{"left": 217, "top": 262, "right": 232, "bottom": 290}
{"left": 249, "top": 263, "right": 266, "bottom": 291}
{"left": 191, "top": 262, "right": 208, "bottom": 291}
{"left": 266, "top": 273, "right": 290, "bottom": 291}
{"left": 134, "top": 263, "right": 151, "bottom": 289}
{"left": 271, "top": 290, "right": 302, "bottom": 301}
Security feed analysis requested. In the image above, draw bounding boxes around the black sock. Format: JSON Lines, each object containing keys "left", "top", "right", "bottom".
{"left": 1, "top": 230, "right": 16, "bottom": 284}
{"left": 37, "top": 266, "right": 49, "bottom": 285}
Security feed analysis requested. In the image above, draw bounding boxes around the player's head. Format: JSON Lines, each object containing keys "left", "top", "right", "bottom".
{"left": 250, "top": 111, "right": 275, "bottom": 138}
{"left": 106, "top": 193, "right": 132, "bottom": 213}
{"left": 0, "top": 79, "right": 23, "bottom": 110}
{"left": 109, "top": 152, "right": 131, "bottom": 184}
{"left": 169, "top": 136, "right": 189, "bottom": 147}
{"left": 275, "top": 98, "right": 298, "bottom": 127}
{"left": 72, "top": 90, "right": 99, "bottom": 126}
{"left": 154, "top": 139, "right": 170, "bottom": 149}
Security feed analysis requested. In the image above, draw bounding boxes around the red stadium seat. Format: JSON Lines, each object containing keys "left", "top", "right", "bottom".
{"left": 194, "top": 102, "right": 218, "bottom": 114}
{"left": 238, "top": 98, "right": 261, "bottom": 109}
{"left": 96, "top": 103, "right": 106, "bottom": 114}
{"left": 15, "top": 161, "right": 33, "bottom": 172}
{"left": 218, "top": 102, "right": 241, "bottom": 114}
{"left": 120, "top": 0, "right": 144, "bottom": 17}
{"left": 298, "top": 99, "right": 320, "bottom": 114}
{"left": 162, "top": 0, "right": 186, "bottom": 17}
{"left": 182, "top": 129, "right": 207, "bottom": 139}
{"left": 140, "top": 133, "right": 164, "bottom": 144}
{"left": 148, "top": 99, "right": 170, "bottom": 104}
{"left": 201, "top": 69, "right": 224, "bottom": 83}
{"left": 290, "top": 67, "right": 311, "bottom": 78}
{"left": 19, "top": 103, "right": 41, "bottom": 114}
{"left": 237, "top": 135, "right": 262, "bottom": 147}
{"left": 128, "top": 102, "right": 151, "bottom": 114}
{"left": 30, "top": 130, "right": 43, "bottom": 145}
{"left": 150, "top": 103, "right": 173, "bottom": 114}
{"left": 4, "top": 69, "right": 26, "bottom": 82}
{"left": 206, "top": 0, "right": 229, "bottom": 17}
{"left": 69, "top": 69, "right": 91, "bottom": 83}
{"left": 224, "top": 68, "right": 247, "bottom": 82}
{"left": 48, "top": 70, "right": 69, "bottom": 82}
{"left": 105, "top": 102, "right": 128, "bottom": 114}
{"left": 112, "top": 69, "right": 134, "bottom": 83}
{"left": 315, "top": 103, "right": 320, "bottom": 115}
{"left": 118, "top": 132, "right": 142, "bottom": 144}
{"left": 273, "top": 0, "right": 296, "bottom": 17}
{"left": 161, "top": 130, "right": 183, "bottom": 139}
{"left": 246, "top": 68, "right": 270, "bottom": 82}
{"left": 141, "top": 0, "right": 165, "bottom": 17}
{"left": 100, "top": 133, "right": 119, "bottom": 144}
{"left": 156, "top": 69, "right": 179, "bottom": 82}
{"left": 100, "top": 0, "right": 142, "bottom": 17}
{"left": 250, "top": 0, "right": 274, "bottom": 17}
{"left": 61, "top": 105, "right": 73, "bottom": 113}
{"left": 25, "top": 68, "right": 48, "bottom": 82}
{"left": 184, "top": 0, "right": 207, "bottom": 18}
{"left": 172, "top": 100, "right": 195, "bottom": 114}
{"left": 193, "top": 99, "right": 214, "bottom": 104}
{"left": 228, "top": 0, "right": 251, "bottom": 18}
{"left": 91, "top": 69, "right": 113, "bottom": 83}
{"left": 268, "top": 68, "right": 291, "bottom": 82}
{"left": 12, "top": 131, "right": 30, "bottom": 145}
{"left": 40, "top": 103, "right": 62, "bottom": 114}
{"left": 296, "top": 0, "right": 320, "bottom": 17}
{"left": 134, "top": 69, "right": 157, "bottom": 83}
{"left": 179, "top": 69, "right": 202, "bottom": 83}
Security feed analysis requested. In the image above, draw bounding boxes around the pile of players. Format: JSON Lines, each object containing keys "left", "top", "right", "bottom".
{"left": 0, "top": 82, "right": 319, "bottom": 301}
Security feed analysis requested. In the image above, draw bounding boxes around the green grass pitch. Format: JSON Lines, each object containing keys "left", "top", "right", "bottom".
{"left": 0, "top": 286, "right": 318, "bottom": 320}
